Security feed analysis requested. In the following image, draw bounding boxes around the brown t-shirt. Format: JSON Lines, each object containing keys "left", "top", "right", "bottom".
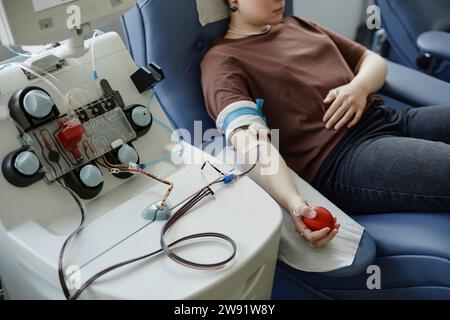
{"left": 201, "top": 16, "right": 376, "bottom": 184}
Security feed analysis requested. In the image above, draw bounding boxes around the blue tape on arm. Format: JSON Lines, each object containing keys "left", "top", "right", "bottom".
{"left": 221, "top": 100, "right": 266, "bottom": 134}
{"left": 256, "top": 99, "right": 264, "bottom": 110}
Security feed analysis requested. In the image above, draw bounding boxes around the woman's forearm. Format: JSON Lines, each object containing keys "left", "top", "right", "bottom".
{"left": 230, "top": 129, "right": 312, "bottom": 216}
{"left": 351, "top": 50, "right": 387, "bottom": 95}
{"left": 230, "top": 128, "right": 338, "bottom": 246}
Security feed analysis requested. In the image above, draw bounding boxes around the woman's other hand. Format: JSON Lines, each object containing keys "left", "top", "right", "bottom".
{"left": 322, "top": 82, "right": 369, "bottom": 130}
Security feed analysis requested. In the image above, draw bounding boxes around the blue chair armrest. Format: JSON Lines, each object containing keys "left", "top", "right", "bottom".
{"left": 417, "top": 31, "right": 450, "bottom": 62}
{"left": 381, "top": 61, "right": 450, "bottom": 106}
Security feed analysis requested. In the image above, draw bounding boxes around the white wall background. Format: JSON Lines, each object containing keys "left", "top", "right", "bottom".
{"left": 293, "top": 0, "right": 367, "bottom": 39}
{"left": 1, "top": 1, "right": 371, "bottom": 62}
{"left": 0, "top": 19, "right": 125, "bottom": 62}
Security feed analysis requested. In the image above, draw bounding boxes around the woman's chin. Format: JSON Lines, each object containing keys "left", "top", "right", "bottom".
{"left": 270, "top": 16, "right": 284, "bottom": 25}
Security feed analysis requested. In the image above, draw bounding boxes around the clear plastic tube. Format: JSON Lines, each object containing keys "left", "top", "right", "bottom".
{"left": 140, "top": 90, "right": 185, "bottom": 168}
{"left": 0, "top": 63, "right": 71, "bottom": 133}
{"left": 90, "top": 29, "right": 104, "bottom": 81}
{"left": 10, "top": 63, "right": 72, "bottom": 116}
{"left": 22, "top": 63, "right": 70, "bottom": 95}
{"left": 0, "top": 63, "right": 11, "bottom": 71}
{"left": 6, "top": 46, "right": 32, "bottom": 58}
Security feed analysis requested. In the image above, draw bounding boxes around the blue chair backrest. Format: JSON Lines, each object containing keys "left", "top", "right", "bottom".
{"left": 122, "top": 0, "right": 293, "bottom": 141}
{"left": 375, "top": 0, "right": 450, "bottom": 68}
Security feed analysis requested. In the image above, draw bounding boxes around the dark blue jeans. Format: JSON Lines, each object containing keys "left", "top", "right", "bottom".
{"left": 313, "top": 103, "right": 450, "bottom": 214}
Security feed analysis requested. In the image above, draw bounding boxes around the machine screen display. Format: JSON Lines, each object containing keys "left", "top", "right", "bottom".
{"left": 31, "top": 0, "right": 77, "bottom": 12}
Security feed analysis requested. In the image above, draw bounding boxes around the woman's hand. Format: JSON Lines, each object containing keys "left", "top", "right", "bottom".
{"left": 289, "top": 198, "right": 340, "bottom": 248}
{"left": 322, "top": 82, "right": 369, "bottom": 131}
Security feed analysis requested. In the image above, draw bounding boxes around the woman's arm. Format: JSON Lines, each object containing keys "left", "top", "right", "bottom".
{"left": 352, "top": 50, "right": 388, "bottom": 95}
{"left": 323, "top": 50, "right": 387, "bottom": 131}
{"left": 230, "top": 128, "right": 340, "bottom": 248}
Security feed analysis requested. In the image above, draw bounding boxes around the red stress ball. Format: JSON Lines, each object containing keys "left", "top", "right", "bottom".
{"left": 302, "top": 206, "right": 335, "bottom": 231}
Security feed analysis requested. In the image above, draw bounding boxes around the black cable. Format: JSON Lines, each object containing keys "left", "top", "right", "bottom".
{"left": 68, "top": 185, "right": 221, "bottom": 300}
{"left": 57, "top": 179, "right": 86, "bottom": 300}
{"left": 236, "top": 131, "right": 262, "bottom": 178}
{"left": 160, "top": 186, "right": 238, "bottom": 269}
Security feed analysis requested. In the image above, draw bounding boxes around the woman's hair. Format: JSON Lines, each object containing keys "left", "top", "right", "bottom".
{"left": 222, "top": 0, "right": 229, "bottom": 6}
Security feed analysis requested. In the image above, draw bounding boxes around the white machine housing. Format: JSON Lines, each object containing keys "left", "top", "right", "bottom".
{"left": 0, "top": 32, "right": 283, "bottom": 300}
